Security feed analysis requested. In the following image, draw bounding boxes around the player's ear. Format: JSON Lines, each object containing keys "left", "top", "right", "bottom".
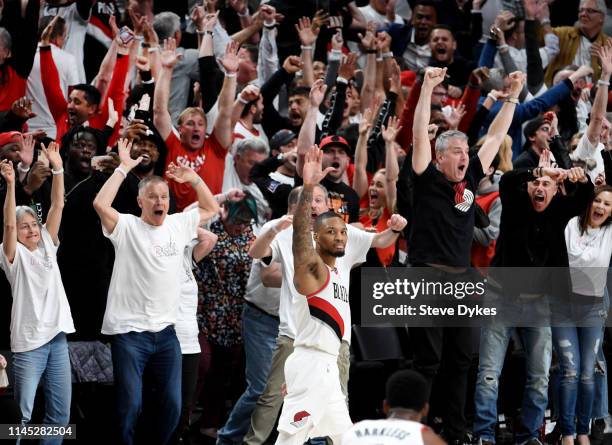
{"left": 382, "top": 399, "right": 390, "bottom": 416}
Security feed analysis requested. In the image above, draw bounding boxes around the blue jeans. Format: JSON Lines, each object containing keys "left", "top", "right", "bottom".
{"left": 111, "top": 325, "right": 182, "bottom": 445}
{"left": 217, "top": 304, "right": 279, "bottom": 445}
{"left": 473, "top": 325, "right": 552, "bottom": 444}
{"left": 552, "top": 298, "right": 607, "bottom": 436}
{"left": 12, "top": 333, "right": 71, "bottom": 445}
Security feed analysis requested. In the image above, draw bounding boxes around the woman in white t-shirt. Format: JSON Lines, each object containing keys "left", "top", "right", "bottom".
{"left": 554, "top": 185, "right": 612, "bottom": 445}
{"left": 0, "top": 142, "right": 75, "bottom": 436}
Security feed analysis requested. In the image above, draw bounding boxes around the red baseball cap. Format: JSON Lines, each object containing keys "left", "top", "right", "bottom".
{"left": 0, "top": 131, "right": 21, "bottom": 147}
{"left": 319, "top": 135, "right": 352, "bottom": 156}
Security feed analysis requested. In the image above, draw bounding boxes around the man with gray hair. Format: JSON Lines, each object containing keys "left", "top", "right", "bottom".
{"left": 544, "top": 0, "right": 608, "bottom": 85}
{"left": 153, "top": 11, "right": 199, "bottom": 124}
{"left": 222, "top": 138, "right": 270, "bottom": 232}
{"left": 404, "top": 66, "right": 524, "bottom": 445}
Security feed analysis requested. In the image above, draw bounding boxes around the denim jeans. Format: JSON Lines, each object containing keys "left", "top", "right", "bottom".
{"left": 12, "top": 332, "right": 71, "bottom": 445}
{"left": 217, "top": 304, "right": 279, "bottom": 445}
{"left": 111, "top": 325, "right": 182, "bottom": 445}
{"left": 552, "top": 297, "right": 608, "bottom": 436}
{"left": 473, "top": 324, "right": 552, "bottom": 443}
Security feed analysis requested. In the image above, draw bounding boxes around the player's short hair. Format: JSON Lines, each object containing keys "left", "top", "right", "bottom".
{"left": 314, "top": 211, "right": 344, "bottom": 231}
{"left": 386, "top": 370, "right": 429, "bottom": 411}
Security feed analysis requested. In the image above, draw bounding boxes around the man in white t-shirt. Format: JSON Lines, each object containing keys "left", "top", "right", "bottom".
{"left": 93, "top": 138, "right": 219, "bottom": 445}
{"left": 343, "top": 370, "right": 446, "bottom": 445}
{"left": 359, "top": 0, "right": 405, "bottom": 26}
{"left": 232, "top": 85, "right": 269, "bottom": 154}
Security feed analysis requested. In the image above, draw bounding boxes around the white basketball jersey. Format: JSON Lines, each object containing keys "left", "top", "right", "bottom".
{"left": 342, "top": 419, "right": 427, "bottom": 445}
{"left": 293, "top": 261, "right": 352, "bottom": 356}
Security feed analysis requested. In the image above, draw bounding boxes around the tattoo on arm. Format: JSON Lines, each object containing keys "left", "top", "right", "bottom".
{"left": 292, "top": 185, "right": 319, "bottom": 273}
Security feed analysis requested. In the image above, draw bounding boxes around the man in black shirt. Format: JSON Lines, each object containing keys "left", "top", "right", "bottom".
{"left": 408, "top": 66, "right": 523, "bottom": 444}
{"left": 473, "top": 162, "right": 592, "bottom": 445}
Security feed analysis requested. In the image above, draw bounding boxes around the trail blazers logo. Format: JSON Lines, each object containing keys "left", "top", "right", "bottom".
{"left": 455, "top": 188, "right": 474, "bottom": 213}
{"left": 291, "top": 411, "right": 311, "bottom": 428}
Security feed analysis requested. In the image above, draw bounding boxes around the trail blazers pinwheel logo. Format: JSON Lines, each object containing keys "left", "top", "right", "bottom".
{"left": 291, "top": 411, "right": 311, "bottom": 428}
{"left": 455, "top": 188, "right": 474, "bottom": 213}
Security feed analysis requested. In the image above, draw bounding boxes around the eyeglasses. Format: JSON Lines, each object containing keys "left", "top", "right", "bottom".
{"left": 579, "top": 7, "right": 603, "bottom": 15}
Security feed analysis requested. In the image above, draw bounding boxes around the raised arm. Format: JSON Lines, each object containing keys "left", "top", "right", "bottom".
{"left": 42, "top": 142, "right": 64, "bottom": 244}
{"left": 248, "top": 215, "right": 293, "bottom": 258}
{"left": 213, "top": 40, "right": 240, "bottom": 149}
{"left": 0, "top": 160, "right": 16, "bottom": 263}
{"left": 293, "top": 146, "right": 333, "bottom": 295}
{"left": 153, "top": 38, "right": 181, "bottom": 141}
{"left": 296, "top": 17, "right": 317, "bottom": 87}
{"left": 412, "top": 67, "right": 446, "bottom": 175}
{"left": 587, "top": 45, "right": 612, "bottom": 145}
{"left": 192, "top": 228, "right": 218, "bottom": 263}
{"left": 93, "top": 139, "right": 142, "bottom": 234}
{"left": 352, "top": 108, "right": 373, "bottom": 199}
{"left": 166, "top": 163, "right": 220, "bottom": 225}
{"left": 359, "top": 22, "right": 377, "bottom": 113}
{"left": 39, "top": 17, "right": 68, "bottom": 126}
{"left": 382, "top": 115, "right": 402, "bottom": 211}
{"left": 477, "top": 71, "right": 524, "bottom": 172}
{"left": 296, "top": 79, "right": 327, "bottom": 176}
{"left": 371, "top": 213, "right": 407, "bottom": 248}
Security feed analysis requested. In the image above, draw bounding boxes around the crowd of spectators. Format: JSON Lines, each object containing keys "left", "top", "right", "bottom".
{"left": 2, "top": 0, "right": 612, "bottom": 444}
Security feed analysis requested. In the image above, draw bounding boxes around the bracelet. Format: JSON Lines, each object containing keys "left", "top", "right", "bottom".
{"left": 331, "top": 49, "right": 342, "bottom": 54}
{"left": 498, "top": 44, "right": 509, "bottom": 51}
{"left": 337, "top": 76, "right": 349, "bottom": 84}
{"left": 148, "top": 46, "right": 159, "bottom": 53}
{"left": 51, "top": 167, "right": 64, "bottom": 176}
{"left": 541, "top": 18, "right": 551, "bottom": 26}
{"left": 486, "top": 93, "right": 497, "bottom": 102}
{"left": 264, "top": 21, "right": 277, "bottom": 29}
{"left": 505, "top": 97, "right": 519, "bottom": 104}
{"left": 237, "top": 9, "right": 250, "bottom": 17}
{"left": 365, "top": 49, "right": 377, "bottom": 54}
{"left": 226, "top": 72, "right": 237, "bottom": 78}
{"left": 17, "top": 162, "right": 30, "bottom": 174}
{"left": 238, "top": 96, "right": 250, "bottom": 104}
{"left": 382, "top": 51, "right": 394, "bottom": 59}
{"left": 115, "top": 167, "right": 128, "bottom": 178}
{"left": 141, "top": 42, "right": 151, "bottom": 48}
{"left": 598, "top": 79, "right": 610, "bottom": 86}
{"left": 300, "top": 45, "right": 313, "bottom": 51}
{"left": 392, "top": 229, "right": 402, "bottom": 234}
{"left": 376, "top": 56, "right": 383, "bottom": 62}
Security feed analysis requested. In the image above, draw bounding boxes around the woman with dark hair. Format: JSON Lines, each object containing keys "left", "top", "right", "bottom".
{"left": 554, "top": 184, "right": 612, "bottom": 445}
{"left": 0, "top": 142, "right": 74, "bottom": 440}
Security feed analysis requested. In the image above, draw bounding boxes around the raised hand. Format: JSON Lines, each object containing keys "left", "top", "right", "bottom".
{"left": 358, "top": 22, "right": 376, "bottom": 51}
{"left": 359, "top": 108, "right": 374, "bottom": 135}
{"left": 423, "top": 67, "right": 447, "bottom": 89}
{"left": 376, "top": 31, "right": 392, "bottom": 52}
{"left": 220, "top": 40, "right": 240, "bottom": 74}
{"left": 106, "top": 98, "right": 119, "bottom": 128}
{"left": 427, "top": 124, "right": 439, "bottom": 140}
{"left": 302, "top": 145, "right": 334, "bottom": 186}
{"left": 160, "top": 38, "right": 182, "bottom": 69}
{"left": 225, "top": 188, "right": 246, "bottom": 202}
{"left": 445, "top": 103, "right": 467, "bottom": 130}
{"left": 41, "top": 141, "right": 62, "bottom": 171}
{"left": 166, "top": 162, "right": 200, "bottom": 185}
{"left": 296, "top": 17, "right": 318, "bottom": 47}
{"left": 328, "top": 15, "right": 343, "bottom": 29}
{"left": 124, "top": 119, "right": 148, "bottom": 140}
{"left": 338, "top": 53, "right": 357, "bottom": 80}
{"left": 309, "top": 79, "right": 327, "bottom": 107}
{"left": 283, "top": 55, "right": 303, "bottom": 74}
{"left": 202, "top": 11, "right": 219, "bottom": 32}
{"left": 566, "top": 166, "right": 588, "bottom": 183}
{"left": 470, "top": 66, "right": 490, "bottom": 86}
{"left": 239, "top": 85, "right": 261, "bottom": 103}
{"left": 117, "top": 138, "right": 142, "bottom": 170}
{"left": 382, "top": 115, "right": 403, "bottom": 143}
{"left": 41, "top": 15, "right": 60, "bottom": 46}
{"left": 142, "top": 17, "right": 159, "bottom": 45}
{"left": 508, "top": 71, "right": 526, "bottom": 97}
{"left": 494, "top": 10, "right": 516, "bottom": 31}
{"left": 598, "top": 44, "right": 612, "bottom": 76}
{"left": 20, "top": 133, "right": 35, "bottom": 167}
{"left": 26, "top": 162, "right": 52, "bottom": 192}
{"left": 275, "top": 214, "right": 294, "bottom": 232}
{"left": 0, "top": 159, "right": 14, "bottom": 184}
{"left": 11, "top": 97, "right": 36, "bottom": 120}
{"left": 135, "top": 54, "right": 151, "bottom": 72}
{"left": 312, "top": 10, "right": 330, "bottom": 33}
{"left": 538, "top": 148, "right": 552, "bottom": 168}
{"left": 387, "top": 213, "right": 407, "bottom": 232}
{"left": 229, "top": 0, "right": 247, "bottom": 15}
{"left": 191, "top": 5, "right": 206, "bottom": 31}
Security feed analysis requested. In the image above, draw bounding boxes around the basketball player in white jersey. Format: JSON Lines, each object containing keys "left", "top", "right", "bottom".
{"left": 274, "top": 146, "right": 407, "bottom": 445}
{"left": 343, "top": 370, "right": 447, "bottom": 445}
